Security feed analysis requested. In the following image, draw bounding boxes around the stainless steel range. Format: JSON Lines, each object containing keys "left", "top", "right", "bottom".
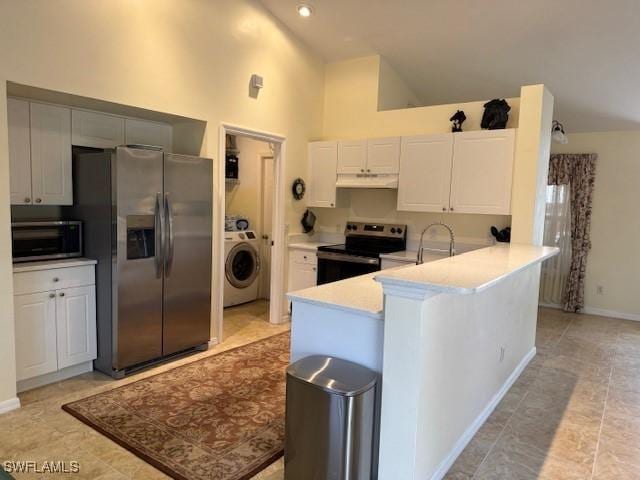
{"left": 316, "top": 221, "right": 407, "bottom": 285}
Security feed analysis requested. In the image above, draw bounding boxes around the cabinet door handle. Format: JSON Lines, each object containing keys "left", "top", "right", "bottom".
{"left": 49, "top": 293, "right": 55, "bottom": 299}
{"left": 360, "top": 168, "right": 365, "bottom": 173}
{"left": 450, "top": 207, "right": 455, "bottom": 212}
{"left": 367, "top": 169, "right": 371, "bottom": 173}
{"left": 35, "top": 198, "right": 42, "bottom": 203}
{"left": 53, "top": 277, "right": 60, "bottom": 282}
{"left": 24, "top": 197, "right": 31, "bottom": 203}
{"left": 330, "top": 203, "right": 334, "bottom": 207}
{"left": 59, "top": 292, "right": 65, "bottom": 297}
{"left": 442, "top": 207, "right": 447, "bottom": 211}
{"left": 312, "top": 267, "right": 317, "bottom": 271}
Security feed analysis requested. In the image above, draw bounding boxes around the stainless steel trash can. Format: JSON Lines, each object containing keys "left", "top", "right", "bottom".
{"left": 285, "top": 355, "right": 378, "bottom": 480}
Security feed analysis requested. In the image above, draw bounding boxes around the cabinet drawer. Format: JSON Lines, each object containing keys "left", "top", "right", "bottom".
{"left": 290, "top": 249, "right": 318, "bottom": 265}
{"left": 13, "top": 266, "right": 95, "bottom": 295}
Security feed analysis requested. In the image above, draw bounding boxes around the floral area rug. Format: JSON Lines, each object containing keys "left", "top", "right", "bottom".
{"left": 62, "top": 333, "right": 290, "bottom": 480}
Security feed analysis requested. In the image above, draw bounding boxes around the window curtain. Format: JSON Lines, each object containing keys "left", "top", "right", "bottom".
{"left": 540, "top": 185, "right": 572, "bottom": 306}
{"left": 547, "top": 153, "right": 597, "bottom": 312}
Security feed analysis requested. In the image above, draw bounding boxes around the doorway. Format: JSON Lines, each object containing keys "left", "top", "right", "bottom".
{"left": 215, "top": 124, "right": 286, "bottom": 344}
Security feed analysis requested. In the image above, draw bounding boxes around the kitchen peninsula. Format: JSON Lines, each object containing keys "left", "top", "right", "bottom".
{"left": 288, "top": 243, "right": 558, "bottom": 480}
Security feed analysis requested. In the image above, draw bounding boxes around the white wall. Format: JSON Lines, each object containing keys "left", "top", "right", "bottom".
{"left": 377, "top": 57, "right": 423, "bottom": 111}
{"left": 378, "top": 264, "right": 540, "bottom": 479}
{"left": 225, "top": 136, "right": 271, "bottom": 234}
{"left": 552, "top": 131, "right": 640, "bottom": 318}
{"left": 0, "top": 0, "right": 324, "bottom": 407}
{"left": 511, "top": 85, "right": 554, "bottom": 245}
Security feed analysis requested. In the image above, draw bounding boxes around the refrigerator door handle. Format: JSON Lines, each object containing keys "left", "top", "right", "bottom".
{"left": 164, "top": 192, "right": 175, "bottom": 277}
{"left": 154, "top": 192, "right": 164, "bottom": 279}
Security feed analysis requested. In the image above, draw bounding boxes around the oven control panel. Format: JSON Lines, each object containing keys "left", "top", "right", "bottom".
{"left": 344, "top": 222, "right": 406, "bottom": 237}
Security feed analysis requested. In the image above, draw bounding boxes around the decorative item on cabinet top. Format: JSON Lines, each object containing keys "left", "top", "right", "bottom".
{"left": 481, "top": 99, "right": 511, "bottom": 130}
{"left": 450, "top": 110, "right": 467, "bottom": 133}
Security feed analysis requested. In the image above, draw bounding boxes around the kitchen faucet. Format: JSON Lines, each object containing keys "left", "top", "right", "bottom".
{"left": 417, "top": 222, "right": 456, "bottom": 264}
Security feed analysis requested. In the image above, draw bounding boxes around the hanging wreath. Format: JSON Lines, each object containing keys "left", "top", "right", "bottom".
{"left": 292, "top": 178, "right": 306, "bottom": 200}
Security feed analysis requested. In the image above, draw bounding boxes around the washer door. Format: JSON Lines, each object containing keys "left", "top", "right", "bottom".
{"left": 225, "top": 242, "right": 260, "bottom": 289}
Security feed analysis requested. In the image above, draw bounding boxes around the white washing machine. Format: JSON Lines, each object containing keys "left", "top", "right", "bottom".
{"left": 224, "top": 230, "right": 261, "bottom": 307}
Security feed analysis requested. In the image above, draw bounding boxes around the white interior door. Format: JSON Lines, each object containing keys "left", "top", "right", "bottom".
{"left": 260, "top": 156, "right": 275, "bottom": 299}
{"left": 14, "top": 291, "right": 58, "bottom": 381}
{"left": 7, "top": 98, "right": 33, "bottom": 205}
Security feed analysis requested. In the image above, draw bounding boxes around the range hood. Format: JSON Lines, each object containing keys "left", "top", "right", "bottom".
{"left": 336, "top": 173, "right": 398, "bottom": 189}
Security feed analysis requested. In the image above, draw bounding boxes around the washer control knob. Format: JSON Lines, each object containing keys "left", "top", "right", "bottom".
{"left": 390, "top": 227, "right": 396, "bottom": 234}
{"left": 397, "top": 228, "right": 403, "bottom": 234}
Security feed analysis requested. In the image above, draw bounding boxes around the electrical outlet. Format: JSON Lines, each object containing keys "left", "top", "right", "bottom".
{"left": 597, "top": 285, "right": 604, "bottom": 295}
{"left": 500, "top": 346, "right": 505, "bottom": 363}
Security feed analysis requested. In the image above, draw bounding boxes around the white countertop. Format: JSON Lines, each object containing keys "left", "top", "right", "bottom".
{"left": 288, "top": 241, "right": 336, "bottom": 251}
{"left": 13, "top": 258, "right": 97, "bottom": 273}
{"left": 376, "top": 243, "right": 558, "bottom": 295}
{"left": 287, "top": 244, "right": 558, "bottom": 317}
{"left": 288, "top": 271, "right": 385, "bottom": 319}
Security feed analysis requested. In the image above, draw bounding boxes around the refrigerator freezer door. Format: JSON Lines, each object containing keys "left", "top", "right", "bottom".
{"left": 115, "top": 147, "right": 164, "bottom": 369}
{"left": 162, "top": 154, "right": 213, "bottom": 355}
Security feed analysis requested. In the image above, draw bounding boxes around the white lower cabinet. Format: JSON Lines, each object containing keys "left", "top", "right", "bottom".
{"left": 14, "top": 292, "right": 58, "bottom": 382}
{"left": 13, "top": 264, "right": 97, "bottom": 387}
{"left": 288, "top": 249, "right": 318, "bottom": 291}
{"left": 55, "top": 285, "right": 97, "bottom": 370}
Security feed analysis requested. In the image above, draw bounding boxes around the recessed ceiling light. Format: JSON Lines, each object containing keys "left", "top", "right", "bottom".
{"left": 297, "top": 4, "right": 313, "bottom": 17}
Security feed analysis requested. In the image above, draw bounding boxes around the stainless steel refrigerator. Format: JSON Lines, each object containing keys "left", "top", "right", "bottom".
{"left": 71, "top": 146, "right": 212, "bottom": 378}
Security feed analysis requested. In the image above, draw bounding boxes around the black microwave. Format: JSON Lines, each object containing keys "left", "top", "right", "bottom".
{"left": 11, "top": 221, "right": 82, "bottom": 263}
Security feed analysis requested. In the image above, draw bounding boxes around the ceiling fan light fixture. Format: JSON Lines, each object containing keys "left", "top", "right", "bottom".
{"left": 297, "top": 4, "right": 313, "bottom": 17}
{"left": 552, "top": 120, "right": 569, "bottom": 144}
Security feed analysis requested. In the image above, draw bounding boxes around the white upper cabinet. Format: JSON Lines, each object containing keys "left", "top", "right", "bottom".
{"left": 367, "top": 137, "right": 400, "bottom": 174}
{"left": 125, "top": 118, "right": 173, "bottom": 152}
{"left": 337, "top": 137, "right": 400, "bottom": 175}
{"left": 72, "top": 110, "right": 125, "bottom": 149}
{"left": 308, "top": 141, "right": 338, "bottom": 208}
{"left": 30, "top": 102, "right": 72, "bottom": 205}
{"left": 337, "top": 140, "right": 367, "bottom": 174}
{"left": 397, "top": 134, "right": 454, "bottom": 213}
{"left": 7, "top": 98, "right": 32, "bottom": 205}
{"left": 449, "top": 129, "right": 516, "bottom": 215}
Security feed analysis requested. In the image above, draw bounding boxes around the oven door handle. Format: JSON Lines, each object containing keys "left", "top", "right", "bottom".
{"left": 316, "top": 251, "right": 380, "bottom": 265}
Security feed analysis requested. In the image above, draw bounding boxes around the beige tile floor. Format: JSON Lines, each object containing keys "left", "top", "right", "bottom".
{"left": 2, "top": 306, "right": 640, "bottom": 479}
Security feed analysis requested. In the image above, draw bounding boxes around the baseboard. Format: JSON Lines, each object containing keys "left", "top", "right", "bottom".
{"left": 17, "top": 361, "right": 93, "bottom": 393}
{"left": 0, "top": 397, "right": 21, "bottom": 415}
{"left": 539, "top": 302, "right": 563, "bottom": 309}
{"left": 429, "top": 347, "right": 537, "bottom": 480}
{"left": 540, "top": 303, "right": 640, "bottom": 322}
{"left": 583, "top": 306, "right": 640, "bottom": 322}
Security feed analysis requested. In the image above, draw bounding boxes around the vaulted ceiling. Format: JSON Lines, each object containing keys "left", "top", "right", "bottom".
{"left": 260, "top": 0, "right": 640, "bottom": 132}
